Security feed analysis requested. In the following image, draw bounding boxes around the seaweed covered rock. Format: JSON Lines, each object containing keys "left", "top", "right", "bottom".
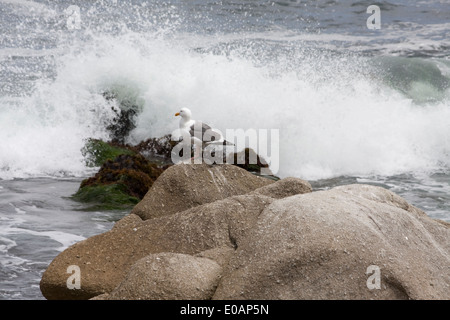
{"left": 73, "top": 154, "right": 168, "bottom": 210}
{"left": 226, "top": 148, "right": 271, "bottom": 175}
{"left": 132, "top": 134, "right": 175, "bottom": 161}
{"left": 81, "top": 153, "right": 165, "bottom": 199}
{"left": 81, "top": 138, "right": 135, "bottom": 167}
{"left": 71, "top": 184, "right": 141, "bottom": 210}
{"left": 77, "top": 131, "right": 280, "bottom": 212}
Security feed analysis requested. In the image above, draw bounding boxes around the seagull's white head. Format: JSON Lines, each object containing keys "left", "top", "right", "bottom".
{"left": 175, "top": 107, "right": 192, "bottom": 120}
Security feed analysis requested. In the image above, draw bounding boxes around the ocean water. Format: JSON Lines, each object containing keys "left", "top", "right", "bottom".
{"left": 0, "top": 0, "right": 449, "bottom": 299}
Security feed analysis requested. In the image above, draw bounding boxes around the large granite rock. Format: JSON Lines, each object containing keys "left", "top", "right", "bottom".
{"left": 40, "top": 163, "right": 449, "bottom": 300}
{"left": 213, "top": 184, "right": 450, "bottom": 300}
{"left": 131, "top": 163, "right": 275, "bottom": 220}
{"left": 40, "top": 169, "right": 311, "bottom": 300}
{"left": 106, "top": 252, "right": 223, "bottom": 300}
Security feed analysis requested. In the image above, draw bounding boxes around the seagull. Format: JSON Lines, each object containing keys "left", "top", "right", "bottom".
{"left": 174, "top": 107, "right": 233, "bottom": 160}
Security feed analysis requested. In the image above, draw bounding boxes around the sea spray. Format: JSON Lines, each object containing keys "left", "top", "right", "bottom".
{"left": 1, "top": 29, "right": 450, "bottom": 180}
{"left": 0, "top": 0, "right": 449, "bottom": 181}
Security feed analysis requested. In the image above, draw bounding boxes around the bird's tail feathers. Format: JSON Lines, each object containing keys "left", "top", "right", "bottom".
{"left": 223, "top": 140, "right": 235, "bottom": 146}
{"left": 205, "top": 139, "right": 234, "bottom": 146}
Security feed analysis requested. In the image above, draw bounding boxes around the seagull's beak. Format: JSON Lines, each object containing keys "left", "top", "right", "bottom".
{"left": 175, "top": 112, "right": 180, "bottom": 116}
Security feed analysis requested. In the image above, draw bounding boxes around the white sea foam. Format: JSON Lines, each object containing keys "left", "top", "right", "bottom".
{"left": 0, "top": 0, "right": 57, "bottom": 16}
{"left": 1, "top": 227, "right": 85, "bottom": 252}
{"left": 0, "top": 30, "right": 449, "bottom": 180}
{"left": 0, "top": 236, "right": 17, "bottom": 254}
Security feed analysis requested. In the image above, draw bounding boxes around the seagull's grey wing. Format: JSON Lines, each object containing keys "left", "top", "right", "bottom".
{"left": 189, "top": 121, "right": 211, "bottom": 137}
{"left": 189, "top": 121, "right": 222, "bottom": 142}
